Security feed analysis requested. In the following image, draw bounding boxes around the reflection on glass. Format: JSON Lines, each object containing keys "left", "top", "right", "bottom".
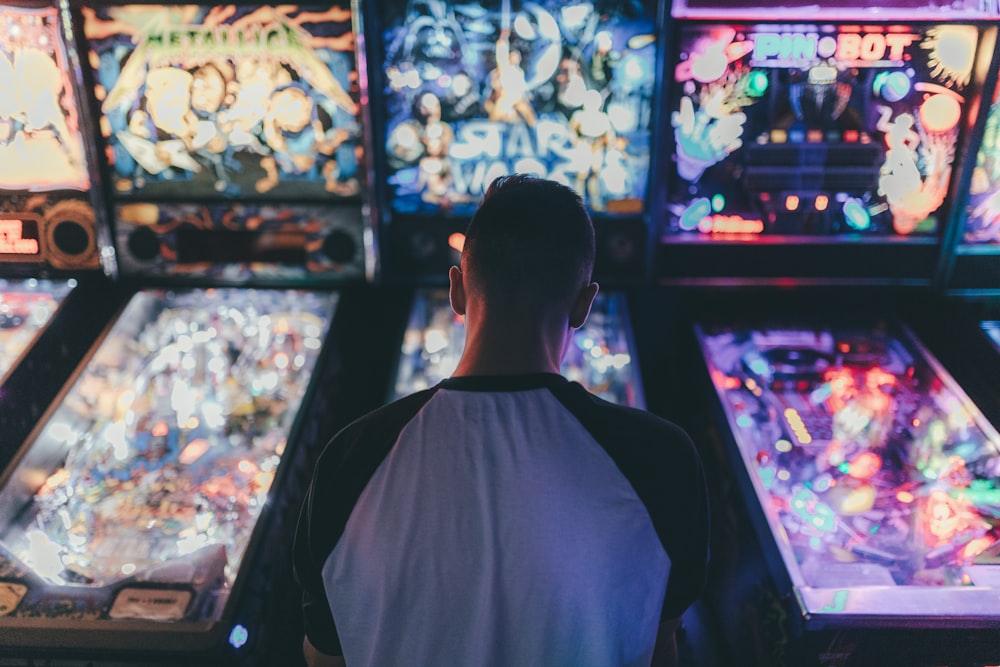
{"left": 983, "top": 321, "right": 1000, "bottom": 352}
{"left": 965, "top": 90, "right": 1000, "bottom": 245}
{"left": 394, "top": 289, "right": 643, "bottom": 407}
{"left": 0, "top": 279, "right": 74, "bottom": 384}
{"left": 0, "top": 288, "right": 335, "bottom": 623}
{"left": 697, "top": 322, "right": 1000, "bottom": 591}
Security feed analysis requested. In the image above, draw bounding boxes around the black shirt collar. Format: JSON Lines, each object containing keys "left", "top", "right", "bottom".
{"left": 439, "top": 373, "right": 568, "bottom": 392}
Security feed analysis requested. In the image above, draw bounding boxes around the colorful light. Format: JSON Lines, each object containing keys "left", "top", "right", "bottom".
{"left": 923, "top": 25, "right": 978, "bottom": 88}
{"left": 919, "top": 93, "right": 962, "bottom": 134}
{"left": 745, "top": 70, "right": 768, "bottom": 97}
{"left": 814, "top": 195, "right": 829, "bottom": 211}
{"left": 229, "top": 624, "right": 249, "bottom": 649}
{"left": 843, "top": 198, "right": 871, "bottom": 230}
{"left": 448, "top": 233, "right": 465, "bottom": 253}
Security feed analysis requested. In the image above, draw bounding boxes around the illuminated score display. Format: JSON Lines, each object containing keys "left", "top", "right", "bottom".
{"left": 0, "top": 218, "right": 41, "bottom": 258}
{"left": 666, "top": 23, "right": 983, "bottom": 238}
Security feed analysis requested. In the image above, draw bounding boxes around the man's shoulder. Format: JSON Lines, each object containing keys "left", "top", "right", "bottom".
{"left": 552, "top": 381, "right": 695, "bottom": 449}
{"left": 318, "top": 386, "right": 441, "bottom": 464}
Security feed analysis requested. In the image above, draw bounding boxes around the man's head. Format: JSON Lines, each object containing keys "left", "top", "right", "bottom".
{"left": 451, "top": 174, "right": 597, "bottom": 327}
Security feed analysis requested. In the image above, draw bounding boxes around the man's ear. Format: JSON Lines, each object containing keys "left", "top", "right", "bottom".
{"left": 449, "top": 265, "right": 466, "bottom": 316}
{"left": 569, "top": 282, "right": 599, "bottom": 329}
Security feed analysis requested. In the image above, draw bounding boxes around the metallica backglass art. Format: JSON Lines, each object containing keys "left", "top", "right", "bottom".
{"left": 83, "top": 5, "right": 363, "bottom": 201}
{"left": 666, "top": 24, "right": 984, "bottom": 237}
{"left": 379, "top": 0, "right": 657, "bottom": 217}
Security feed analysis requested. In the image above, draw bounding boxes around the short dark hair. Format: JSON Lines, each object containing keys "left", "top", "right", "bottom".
{"left": 462, "top": 175, "right": 595, "bottom": 311}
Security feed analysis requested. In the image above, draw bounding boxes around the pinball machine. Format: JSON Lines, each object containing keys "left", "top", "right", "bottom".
{"left": 652, "top": 0, "right": 1000, "bottom": 664}
{"left": 358, "top": 0, "right": 662, "bottom": 405}
{"left": 0, "top": 0, "right": 121, "bottom": 462}
{"left": 0, "top": 2, "right": 373, "bottom": 664}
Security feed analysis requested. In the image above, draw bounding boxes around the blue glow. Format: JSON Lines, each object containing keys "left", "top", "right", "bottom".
{"left": 679, "top": 197, "right": 712, "bottom": 230}
{"left": 749, "top": 358, "right": 770, "bottom": 376}
{"left": 229, "top": 624, "right": 249, "bottom": 649}
{"left": 736, "top": 414, "right": 754, "bottom": 428}
{"left": 843, "top": 198, "right": 871, "bottom": 230}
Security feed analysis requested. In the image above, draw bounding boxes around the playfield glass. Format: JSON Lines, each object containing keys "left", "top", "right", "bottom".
{"left": 380, "top": 0, "right": 657, "bottom": 217}
{"left": 394, "top": 289, "right": 644, "bottom": 407}
{"left": 0, "top": 288, "right": 335, "bottom": 623}
{"left": 697, "top": 321, "right": 1000, "bottom": 618}
{"left": 0, "top": 280, "right": 73, "bottom": 384}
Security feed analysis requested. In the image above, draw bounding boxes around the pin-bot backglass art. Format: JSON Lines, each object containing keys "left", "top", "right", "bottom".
{"left": 666, "top": 24, "right": 982, "bottom": 237}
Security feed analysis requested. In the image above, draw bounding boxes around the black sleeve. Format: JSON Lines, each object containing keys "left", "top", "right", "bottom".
{"left": 549, "top": 382, "right": 711, "bottom": 619}
{"left": 293, "top": 467, "right": 343, "bottom": 656}
{"left": 291, "top": 387, "right": 441, "bottom": 656}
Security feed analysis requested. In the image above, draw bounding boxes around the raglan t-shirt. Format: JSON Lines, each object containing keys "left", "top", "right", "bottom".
{"left": 293, "top": 373, "right": 709, "bottom": 666}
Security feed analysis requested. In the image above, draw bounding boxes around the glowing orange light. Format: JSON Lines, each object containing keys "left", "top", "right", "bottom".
{"left": 152, "top": 421, "right": 169, "bottom": 437}
{"left": 962, "top": 536, "right": 995, "bottom": 560}
{"left": 807, "top": 130, "right": 823, "bottom": 142}
{"left": 866, "top": 367, "right": 896, "bottom": 389}
{"left": 698, "top": 214, "right": 765, "bottom": 234}
{"left": 448, "top": 233, "right": 466, "bottom": 253}
{"left": 814, "top": 195, "right": 829, "bottom": 211}
{"left": 785, "top": 195, "right": 800, "bottom": 211}
{"left": 179, "top": 439, "right": 210, "bottom": 465}
{"left": 0, "top": 220, "right": 39, "bottom": 255}
{"left": 711, "top": 370, "right": 741, "bottom": 390}
{"left": 919, "top": 93, "right": 962, "bottom": 134}
{"left": 896, "top": 490, "right": 914, "bottom": 503}
{"left": 238, "top": 459, "right": 255, "bottom": 474}
{"left": 844, "top": 130, "right": 859, "bottom": 142}
{"left": 913, "top": 418, "right": 921, "bottom": 427}
{"left": 848, "top": 451, "right": 882, "bottom": 479}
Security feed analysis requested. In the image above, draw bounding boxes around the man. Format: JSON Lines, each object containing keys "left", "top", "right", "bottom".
{"left": 293, "top": 175, "right": 710, "bottom": 667}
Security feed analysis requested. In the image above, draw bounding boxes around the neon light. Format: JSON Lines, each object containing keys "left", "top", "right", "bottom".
{"left": 962, "top": 536, "right": 995, "bottom": 560}
{"left": 843, "top": 198, "right": 871, "bottom": 230}
{"left": 751, "top": 30, "right": 917, "bottom": 67}
{"left": 785, "top": 195, "right": 800, "bottom": 211}
{"left": 0, "top": 220, "right": 39, "bottom": 255}
{"left": 919, "top": 93, "right": 962, "bottom": 134}
{"left": 680, "top": 198, "right": 712, "bottom": 230}
{"left": 697, "top": 214, "right": 764, "bottom": 234}
{"left": 923, "top": 26, "right": 978, "bottom": 88}
{"left": 229, "top": 624, "right": 249, "bottom": 649}
{"left": 815, "top": 195, "right": 829, "bottom": 211}
{"left": 848, "top": 452, "right": 882, "bottom": 479}
{"left": 745, "top": 70, "right": 768, "bottom": 97}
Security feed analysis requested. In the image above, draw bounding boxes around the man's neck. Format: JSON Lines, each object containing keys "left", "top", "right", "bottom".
{"left": 452, "top": 317, "right": 567, "bottom": 377}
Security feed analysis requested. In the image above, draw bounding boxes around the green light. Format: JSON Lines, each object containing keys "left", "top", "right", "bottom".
{"left": 746, "top": 70, "right": 769, "bottom": 97}
{"left": 843, "top": 199, "right": 871, "bottom": 230}
{"left": 838, "top": 461, "right": 850, "bottom": 474}
{"left": 711, "top": 194, "right": 725, "bottom": 212}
